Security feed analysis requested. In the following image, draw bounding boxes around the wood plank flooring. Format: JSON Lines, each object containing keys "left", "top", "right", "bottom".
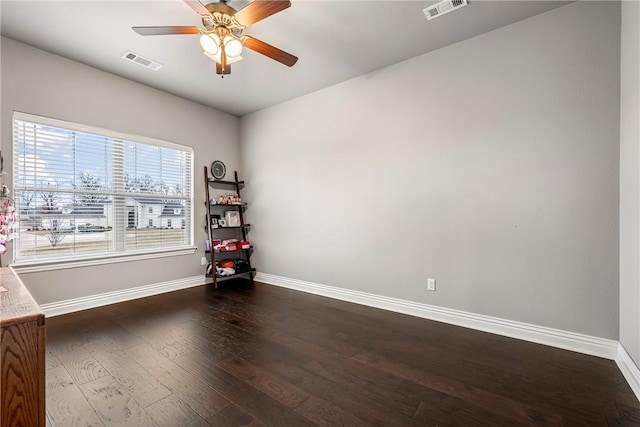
{"left": 44, "top": 280, "right": 640, "bottom": 426}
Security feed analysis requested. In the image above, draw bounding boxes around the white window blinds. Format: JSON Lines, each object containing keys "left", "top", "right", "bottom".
{"left": 12, "top": 112, "right": 193, "bottom": 263}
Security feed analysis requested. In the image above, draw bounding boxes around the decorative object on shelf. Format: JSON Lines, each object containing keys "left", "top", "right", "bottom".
{"left": 220, "top": 259, "right": 235, "bottom": 269}
{"left": 216, "top": 258, "right": 236, "bottom": 276}
{"left": 216, "top": 192, "right": 240, "bottom": 205}
{"left": 211, "top": 160, "right": 226, "bottom": 180}
{"left": 234, "top": 258, "right": 250, "bottom": 272}
{"left": 219, "top": 219, "right": 227, "bottom": 227}
{"left": 217, "top": 266, "right": 235, "bottom": 276}
{"left": 213, "top": 238, "right": 247, "bottom": 252}
{"left": 225, "top": 211, "right": 240, "bottom": 227}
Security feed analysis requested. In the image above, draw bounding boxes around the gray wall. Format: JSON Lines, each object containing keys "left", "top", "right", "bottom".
{"left": 620, "top": 0, "right": 640, "bottom": 366}
{"left": 0, "top": 37, "right": 240, "bottom": 304}
{"left": 241, "top": 1, "right": 621, "bottom": 338}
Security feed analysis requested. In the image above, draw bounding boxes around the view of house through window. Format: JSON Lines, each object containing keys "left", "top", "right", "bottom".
{"left": 12, "top": 112, "right": 193, "bottom": 263}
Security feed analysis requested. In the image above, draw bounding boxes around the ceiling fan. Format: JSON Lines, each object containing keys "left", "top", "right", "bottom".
{"left": 132, "top": 0, "right": 298, "bottom": 76}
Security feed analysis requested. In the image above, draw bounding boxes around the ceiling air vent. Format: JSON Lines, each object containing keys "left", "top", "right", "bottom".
{"left": 122, "top": 51, "right": 163, "bottom": 71}
{"left": 423, "top": 0, "right": 468, "bottom": 21}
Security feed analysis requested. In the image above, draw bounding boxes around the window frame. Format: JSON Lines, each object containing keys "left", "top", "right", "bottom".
{"left": 10, "top": 111, "right": 196, "bottom": 272}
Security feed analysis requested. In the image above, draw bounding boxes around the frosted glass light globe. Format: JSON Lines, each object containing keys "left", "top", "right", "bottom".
{"left": 200, "top": 34, "right": 220, "bottom": 55}
{"left": 223, "top": 36, "right": 243, "bottom": 58}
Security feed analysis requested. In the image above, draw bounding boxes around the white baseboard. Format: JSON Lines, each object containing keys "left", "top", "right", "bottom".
{"left": 40, "top": 271, "right": 620, "bottom": 361}
{"left": 40, "top": 275, "right": 208, "bottom": 317}
{"left": 255, "top": 272, "right": 619, "bottom": 360}
{"left": 616, "top": 343, "right": 640, "bottom": 402}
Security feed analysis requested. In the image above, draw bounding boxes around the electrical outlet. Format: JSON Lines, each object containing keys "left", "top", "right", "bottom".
{"left": 201, "top": 256, "right": 208, "bottom": 266}
{"left": 427, "top": 278, "right": 436, "bottom": 291}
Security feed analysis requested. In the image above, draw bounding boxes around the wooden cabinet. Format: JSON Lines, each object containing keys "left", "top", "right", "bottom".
{"left": 1, "top": 268, "right": 46, "bottom": 427}
{"left": 203, "top": 167, "right": 255, "bottom": 288}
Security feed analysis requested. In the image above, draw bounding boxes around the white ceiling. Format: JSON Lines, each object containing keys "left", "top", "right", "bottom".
{"left": 0, "top": 0, "right": 571, "bottom": 116}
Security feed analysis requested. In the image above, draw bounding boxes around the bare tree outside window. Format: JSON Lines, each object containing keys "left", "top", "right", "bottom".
{"left": 74, "top": 172, "right": 108, "bottom": 208}
{"left": 40, "top": 180, "right": 61, "bottom": 212}
{"left": 20, "top": 191, "right": 35, "bottom": 211}
{"left": 39, "top": 180, "right": 69, "bottom": 247}
{"left": 44, "top": 215, "right": 69, "bottom": 247}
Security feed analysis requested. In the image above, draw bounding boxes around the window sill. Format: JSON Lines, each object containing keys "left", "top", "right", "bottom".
{"left": 10, "top": 246, "right": 198, "bottom": 274}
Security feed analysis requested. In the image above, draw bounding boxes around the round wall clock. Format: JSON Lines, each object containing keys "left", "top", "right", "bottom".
{"left": 211, "top": 160, "right": 226, "bottom": 180}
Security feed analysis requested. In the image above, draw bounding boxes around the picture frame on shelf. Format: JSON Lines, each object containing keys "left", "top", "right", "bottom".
{"left": 211, "top": 214, "right": 221, "bottom": 229}
{"left": 225, "top": 211, "right": 240, "bottom": 227}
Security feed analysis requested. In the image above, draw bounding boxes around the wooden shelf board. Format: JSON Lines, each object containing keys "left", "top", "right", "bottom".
{"left": 210, "top": 225, "right": 251, "bottom": 230}
{"left": 209, "top": 203, "right": 247, "bottom": 208}
{"left": 206, "top": 268, "right": 256, "bottom": 280}
{"left": 205, "top": 247, "right": 253, "bottom": 254}
{"left": 208, "top": 179, "right": 245, "bottom": 186}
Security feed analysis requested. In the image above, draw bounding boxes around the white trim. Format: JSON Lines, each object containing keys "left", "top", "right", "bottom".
{"left": 13, "top": 111, "right": 193, "bottom": 152}
{"left": 255, "top": 272, "right": 619, "bottom": 360}
{"left": 11, "top": 246, "right": 197, "bottom": 273}
{"left": 40, "top": 275, "right": 207, "bottom": 317}
{"left": 616, "top": 343, "right": 640, "bottom": 402}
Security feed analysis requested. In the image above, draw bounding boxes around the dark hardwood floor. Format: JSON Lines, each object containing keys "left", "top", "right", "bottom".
{"left": 44, "top": 280, "right": 640, "bottom": 426}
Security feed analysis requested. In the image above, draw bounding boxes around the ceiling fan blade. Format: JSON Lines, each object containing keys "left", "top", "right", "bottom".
{"left": 183, "top": 0, "right": 210, "bottom": 15}
{"left": 244, "top": 36, "right": 298, "bottom": 67}
{"left": 133, "top": 26, "right": 200, "bottom": 36}
{"left": 234, "top": 0, "right": 291, "bottom": 26}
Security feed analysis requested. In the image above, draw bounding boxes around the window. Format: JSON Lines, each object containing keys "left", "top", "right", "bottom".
{"left": 12, "top": 112, "right": 193, "bottom": 265}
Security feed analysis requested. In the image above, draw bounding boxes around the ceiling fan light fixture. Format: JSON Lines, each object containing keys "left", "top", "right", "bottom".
{"left": 199, "top": 33, "right": 220, "bottom": 55}
{"left": 203, "top": 51, "right": 243, "bottom": 65}
{"left": 223, "top": 35, "right": 243, "bottom": 58}
{"left": 203, "top": 50, "right": 221, "bottom": 63}
{"left": 133, "top": 0, "right": 298, "bottom": 76}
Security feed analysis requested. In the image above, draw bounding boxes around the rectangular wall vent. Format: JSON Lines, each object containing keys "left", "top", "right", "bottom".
{"left": 122, "top": 51, "right": 163, "bottom": 71}
{"left": 423, "top": 0, "right": 468, "bottom": 21}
